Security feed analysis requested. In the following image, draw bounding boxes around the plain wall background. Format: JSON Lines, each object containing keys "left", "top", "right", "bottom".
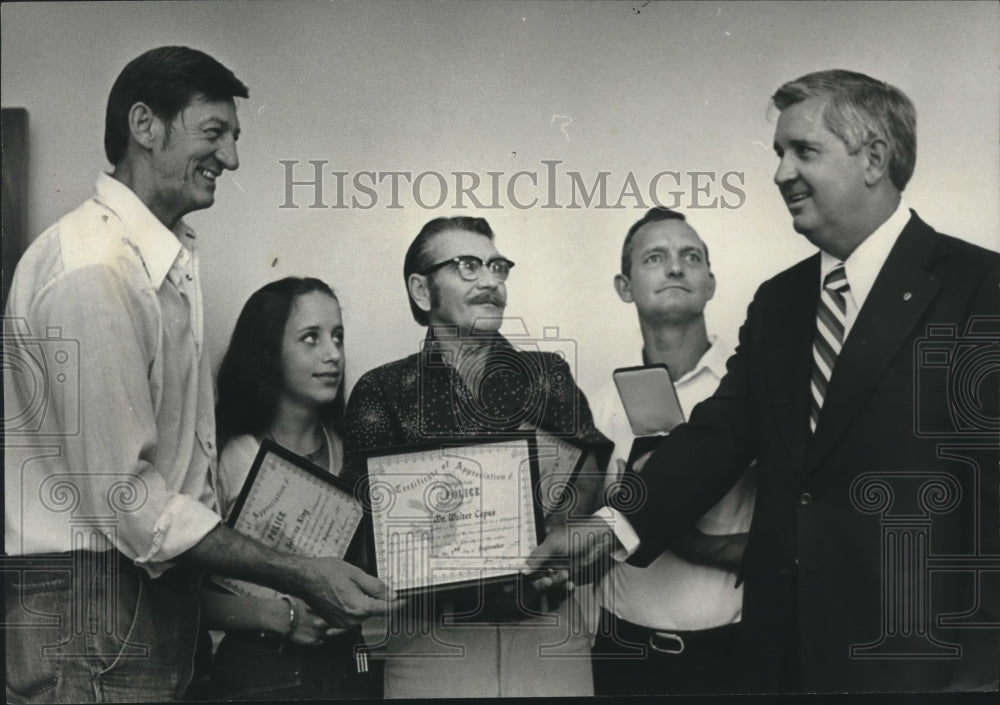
{"left": 3, "top": 0, "right": 998, "bottom": 401}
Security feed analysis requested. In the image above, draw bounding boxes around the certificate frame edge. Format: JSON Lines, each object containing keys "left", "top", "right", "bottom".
{"left": 211, "top": 438, "right": 364, "bottom": 596}
{"left": 360, "top": 434, "right": 545, "bottom": 597}
{"left": 227, "top": 437, "right": 361, "bottom": 528}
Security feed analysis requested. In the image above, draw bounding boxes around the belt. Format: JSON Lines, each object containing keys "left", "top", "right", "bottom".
{"left": 4, "top": 549, "right": 132, "bottom": 567}
{"left": 233, "top": 625, "right": 363, "bottom": 650}
{"left": 4, "top": 550, "right": 198, "bottom": 583}
{"left": 601, "top": 610, "right": 740, "bottom": 655}
{"left": 225, "top": 627, "right": 373, "bottom": 673}
{"left": 4, "top": 549, "right": 136, "bottom": 588}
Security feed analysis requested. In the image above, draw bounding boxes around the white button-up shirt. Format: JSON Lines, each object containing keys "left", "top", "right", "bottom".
{"left": 4, "top": 173, "right": 221, "bottom": 577}
{"left": 591, "top": 337, "right": 757, "bottom": 630}
{"left": 820, "top": 199, "right": 910, "bottom": 340}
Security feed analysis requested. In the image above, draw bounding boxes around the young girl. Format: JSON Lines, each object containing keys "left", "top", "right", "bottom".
{"left": 202, "top": 277, "right": 379, "bottom": 700}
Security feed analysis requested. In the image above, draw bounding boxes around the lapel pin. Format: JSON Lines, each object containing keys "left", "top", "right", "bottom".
{"left": 902, "top": 292, "right": 912, "bottom": 301}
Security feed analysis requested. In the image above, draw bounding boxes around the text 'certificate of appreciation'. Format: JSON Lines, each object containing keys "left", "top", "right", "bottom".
{"left": 364, "top": 436, "right": 543, "bottom": 595}
{"left": 214, "top": 440, "right": 364, "bottom": 600}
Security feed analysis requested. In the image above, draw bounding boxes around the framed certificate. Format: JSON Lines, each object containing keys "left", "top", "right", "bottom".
{"left": 361, "top": 435, "right": 545, "bottom": 596}
{"left": 213, "top": 439, "right": 364, "bottom": 600}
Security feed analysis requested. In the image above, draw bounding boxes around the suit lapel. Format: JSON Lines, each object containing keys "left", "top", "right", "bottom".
{"left": 805, "top": 213, "right": 943, "bottom": 473}
{"left": 768, "top": 256, "right": 820, "bottom": 475}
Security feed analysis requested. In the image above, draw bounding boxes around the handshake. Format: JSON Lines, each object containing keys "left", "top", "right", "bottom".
{"left": 524, "top": 512, "right": 748, "bottom": 588}
{"left": 256, "top": 514, "right": 744, "bottom": 630}
{"left": 524, "top": 516, "right": 622, "bottom": 589}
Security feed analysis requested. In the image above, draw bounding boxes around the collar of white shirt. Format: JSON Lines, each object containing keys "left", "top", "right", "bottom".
{"left": 819, "top": 200, "right": 911, "bottom": 311}
{"left": 673, "top": 334, "right": 733, "bottom": 385}
{"left": 92, "top": 172, "right": 197, "bottom": 290}
{"left": 641, "top": 335, "right": 732, "bottom": 383}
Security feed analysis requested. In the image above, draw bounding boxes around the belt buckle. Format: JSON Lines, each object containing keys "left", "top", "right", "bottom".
{"left": 650, "top": 631, "right": 685, "bottom": 655}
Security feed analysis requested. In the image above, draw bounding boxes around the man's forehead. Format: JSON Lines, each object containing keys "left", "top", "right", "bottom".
{"left": 428, "top": 229, "right": 498, "bottom": 258}
{"left": 634, "top": 220, "right": 704, "bottom": 252}
{"left": 175, "top": 94, "right": 240, "bottom": 127}
{"left": 773, "top": 96, "right": 832, "bottom": 143}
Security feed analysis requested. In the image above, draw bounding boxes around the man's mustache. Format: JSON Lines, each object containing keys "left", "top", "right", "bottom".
{"left": 468, "top": 292, "right": 506, "bottom": 306}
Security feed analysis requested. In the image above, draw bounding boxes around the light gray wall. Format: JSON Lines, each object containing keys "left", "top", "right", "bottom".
{"left": 3, "top": 0, "right": 998, "bottom": 400}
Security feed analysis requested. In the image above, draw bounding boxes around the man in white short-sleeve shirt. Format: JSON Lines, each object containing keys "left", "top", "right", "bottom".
{"left": 589, "top": 208, "right": 755, "bottom": 696}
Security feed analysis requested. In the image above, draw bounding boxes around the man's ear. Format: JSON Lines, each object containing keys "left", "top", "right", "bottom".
{"left": 408, "top": 273, "right": 433, "bottom": 314}
{"left": 706, "top": 270, "right": 716, "bottom": 302}
{"left": 613, "top": 273, "right": 633, "bottom": 304}
{"left": 127, "top": 102, "right": 162, "bottom": 151}
{"left": 864, "top": 137, "right": 890, "bottom": 186}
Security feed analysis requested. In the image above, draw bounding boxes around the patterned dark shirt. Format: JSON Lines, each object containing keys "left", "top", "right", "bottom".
{"left": 344, "top": 330, "right": 611, "bottom": 623}
{"left": 344, "top": 332, "right": 611, "bottom": 483}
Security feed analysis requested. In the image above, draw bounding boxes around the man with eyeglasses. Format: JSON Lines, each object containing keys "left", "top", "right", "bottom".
{"left": 344, "top": 216, "right": 612, "bottom": 698}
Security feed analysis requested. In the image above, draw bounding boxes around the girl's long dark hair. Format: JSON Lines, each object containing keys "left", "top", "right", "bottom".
{"left": 216, "top": 277, "right": 345, "bottom": 451}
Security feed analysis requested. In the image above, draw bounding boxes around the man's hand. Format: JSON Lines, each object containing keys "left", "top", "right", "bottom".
{"left": 497, "top": 568, "right": 574, "bottom": 616}
{"left": 526, "top": 515, "right": 619, "bottom": 585}
{"left": 297, "top": 557, "right": 397, "bottom": 629}
{"left": 183, "top": 524, "right": 397, "bottom": 630}
{"left": 523, "top": 568, "right": 572, "bottom": 593}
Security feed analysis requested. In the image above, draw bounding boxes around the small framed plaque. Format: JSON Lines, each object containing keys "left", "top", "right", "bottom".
{"left": 613, "top": 364, "right": 685, "bottom": 436}
{"left": 361, "top": 435, "right": 545, "bottom": 596}
{"left": 213, "top": 439, "right": 364, "bottom": 600}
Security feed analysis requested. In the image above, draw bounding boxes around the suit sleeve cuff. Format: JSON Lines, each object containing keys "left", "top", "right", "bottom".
{"left": 593, "top": 506, "right": 640, "bottom": 560}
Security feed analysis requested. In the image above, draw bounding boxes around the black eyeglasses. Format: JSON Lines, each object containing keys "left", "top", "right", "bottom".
{"left": 420, "top": 255, "right": 515, "bottom": 282}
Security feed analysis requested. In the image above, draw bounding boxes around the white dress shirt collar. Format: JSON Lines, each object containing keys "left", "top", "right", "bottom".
{"left": 92, "top": 172, "right": 197, "bottom": 289}
{"left": 819, "top": 199, "right": 911, "bottom": 312}
{"left": 674, "top": 334, "right": 732, "bottom": 385}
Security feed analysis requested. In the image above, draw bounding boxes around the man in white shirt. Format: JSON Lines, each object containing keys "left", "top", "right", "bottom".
{"left": 4, "top": 47, "right": 391, "bottom": 703}
{"left": 531, "top": 70, "right": 999, "bottom": 692}
{"left": 589, "top": 208, "right": 755, "bottom": 695}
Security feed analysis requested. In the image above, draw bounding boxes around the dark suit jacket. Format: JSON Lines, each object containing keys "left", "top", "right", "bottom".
{"left": 622, "top": 212, "right": 1000, "bottom": 692}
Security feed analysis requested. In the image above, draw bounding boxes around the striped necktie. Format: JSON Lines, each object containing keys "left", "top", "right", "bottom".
{"left": 810, "top": 263, "right": 850, "bottom": 432}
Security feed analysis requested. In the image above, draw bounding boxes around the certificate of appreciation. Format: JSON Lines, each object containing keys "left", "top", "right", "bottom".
{"left": 213, "top": 439, "right": 364, "bottom": 600}
{"left": 362, "top": 436, "right": 544, "bottom": 595}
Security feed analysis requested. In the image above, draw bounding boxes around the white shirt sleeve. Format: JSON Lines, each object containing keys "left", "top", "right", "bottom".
{"left": 592, "top": 505, "right": 641, "bottom": 560}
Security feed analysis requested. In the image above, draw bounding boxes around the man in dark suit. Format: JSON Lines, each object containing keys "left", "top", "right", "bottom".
{"left": 529, "top": 69, "right": 999, "bottom": 692}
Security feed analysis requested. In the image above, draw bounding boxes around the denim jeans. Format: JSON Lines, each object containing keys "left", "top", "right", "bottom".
{"left": 4, "top": 551, "right": 199, "bottom": 703}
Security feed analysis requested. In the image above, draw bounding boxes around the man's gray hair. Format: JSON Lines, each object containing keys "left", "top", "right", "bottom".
{"left": 772, "top": 69, "right": 916, "bottom": 191}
